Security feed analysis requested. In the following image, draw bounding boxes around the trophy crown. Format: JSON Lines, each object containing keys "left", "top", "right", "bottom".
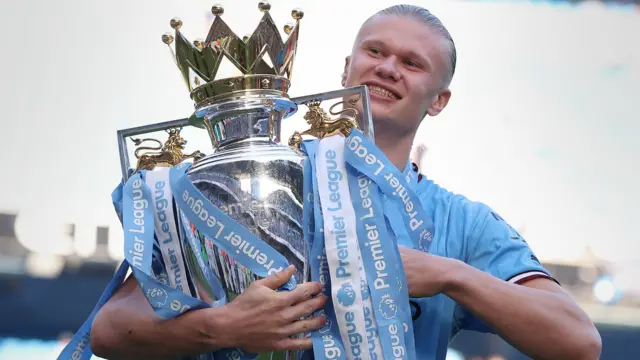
{"left": 162, "top": 1, "right": 302, "bottom": 108}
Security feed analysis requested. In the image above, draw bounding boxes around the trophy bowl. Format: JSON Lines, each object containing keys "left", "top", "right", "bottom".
{"left": 185, "top": 119, "right": 308, "bottom": 301}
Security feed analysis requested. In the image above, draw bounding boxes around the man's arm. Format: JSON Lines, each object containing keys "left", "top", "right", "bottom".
{"left": 400, "top": 248, "right": 601, "bottom": 360}
{"left": 91, "top": 276, "right": 216, "bottom": 360}
{"left": 454, "top": 205, "right": 601, "bottom": 359}
{"left": 399, "top": 199, "right": 601, "bottom": 360}
{"left": 91, "top": 266, "right": 327, "bottom": 360}
{"left": 445, "top": 261, "right": 601, "bottom": 360}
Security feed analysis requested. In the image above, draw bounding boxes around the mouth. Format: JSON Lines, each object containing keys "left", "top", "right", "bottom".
{"left": 365, "top": 83, "right": 401, "bottom": 100}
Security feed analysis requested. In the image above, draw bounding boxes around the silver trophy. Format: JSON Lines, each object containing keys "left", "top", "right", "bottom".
{"left": 116, "top": 2, "right": 373, "bottom": 358}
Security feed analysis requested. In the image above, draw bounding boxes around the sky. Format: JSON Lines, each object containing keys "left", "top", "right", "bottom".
{"left": 0, "top": 0, "right": 638, "bottom": 265}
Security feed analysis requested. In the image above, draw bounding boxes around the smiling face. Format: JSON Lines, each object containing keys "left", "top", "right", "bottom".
{"left": 342, "top": 14, "right": 453, "bottom": 134}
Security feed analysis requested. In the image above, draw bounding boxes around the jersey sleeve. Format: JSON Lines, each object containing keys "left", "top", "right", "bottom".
{"left": 454, "top": 203, "right": 557, "bottom": 334}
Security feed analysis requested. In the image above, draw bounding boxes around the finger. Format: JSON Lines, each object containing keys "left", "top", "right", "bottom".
{"left": 257, "top": 265, "right": 296, "bottom": 290}
{"left": 274, "top": 337, "right": 314, "bottom": 352}
{"left": 283, "top": 281, "right": 324, "bottom": 305}
{"left": 279, "top": 316, "right": 327, "bottom": 339}
{"left": 282, "top": 294, "right": 328, "bottom": 321}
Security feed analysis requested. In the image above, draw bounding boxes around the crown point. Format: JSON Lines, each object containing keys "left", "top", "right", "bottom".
{"left": 283, "top": 23, "right": 294, "bottom": 35}
{"left": 170, "top": 18, "right": 183, "bottom": 30}
{"left": 162, "top": 33, "right": 174, "bottom": 45}
{"left": 291, "top": 8, "right": 304, "bottom": 21}
{"left": 211, "top": 4, "right": 224, "bottom": 16}
{"left": 194, "top": 39, "right": 205, "bottom": 50}
{"left": 258, "top": 1, "right": 271, "bottom": 12}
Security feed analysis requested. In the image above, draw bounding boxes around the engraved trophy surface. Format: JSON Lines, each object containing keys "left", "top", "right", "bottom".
{"left": 186, "top": 132, "right": 308, "bottom": 301}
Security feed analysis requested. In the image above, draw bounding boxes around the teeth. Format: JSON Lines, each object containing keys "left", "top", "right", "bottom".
{"left": 368, "top": 85, "right": 398, "bottom": 99}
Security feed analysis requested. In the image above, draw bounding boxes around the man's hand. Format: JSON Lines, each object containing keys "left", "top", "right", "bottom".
{"left": 213, "top": 265, "right": 328, "bottom": 353}
{"left": 398, "top": 245, "right": 458, "bottom": 298}
{"left": 398, "top": 246, "right": 601, "bottom": 359}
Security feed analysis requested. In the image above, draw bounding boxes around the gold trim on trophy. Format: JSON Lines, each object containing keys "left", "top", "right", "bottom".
{"left": 161, "top": 2, "right": 303, "bottom": 108}
{"left": 132, "top": 128, "right": 205, "bottom": 173}
{"left": 289, "top": 96, "right": 361, "bottom": 148}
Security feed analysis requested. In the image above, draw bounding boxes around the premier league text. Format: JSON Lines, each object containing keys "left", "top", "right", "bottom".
{"left": 325, "top": 149, "right": 353, "bottom": 280}
{"left": 363, "top": 304, "right": 379, "bottom": 360}
{"left": 325, "top": 148, "right": 365, "bottom": 359}
{"left": 357, "top": 175, "right": 389, "bottom": 291}
{"left": 317, "top": 251, "right": 344, "bottom": 359}
{"left": 347, "top": 135, "right": 423, "bottom": 233}
{"left": 181, "top": 189, "right": 283, "bottom": 275}
{"left": 70, "top": 331, "right": 90, "bottom": 360}
{"left": 129, "top": 178, "right": 148, "bottom": 270}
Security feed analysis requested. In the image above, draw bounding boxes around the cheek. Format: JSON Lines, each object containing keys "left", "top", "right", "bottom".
{"left": 347, "top": 55, "right": 376, "bottom": 83}
{"left": 409, "top": 85, "right": 436, "bottom": 110}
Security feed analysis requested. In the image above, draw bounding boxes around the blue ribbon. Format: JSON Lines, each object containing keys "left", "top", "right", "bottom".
{"left": 55, "top": 261, "right": 129, "bottom": 360}
{"left": 60, "top": 129, "right": 434, "bottom": 360}
{"left": 123, "top": 171, "right": 212, "bottom": 317}
{"left": 58, "top": 167, "right": 296, "bottom": 360}
{"left": 344, "top": 130, "right": 434, "bottom": 252}
{"left": 169, "top": 163, "right": 296, "bottom": 288}
{"left": 302, "top": 140, "right": 348, "bottom": 360}
{"left": 303, "top": 130, "right": 434, "bottom": 360}
{"left": 347, "top": 165, "right": 417, "bottom": 360}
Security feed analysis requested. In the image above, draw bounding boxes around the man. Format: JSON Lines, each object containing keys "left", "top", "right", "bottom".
{"left": 91, "top": 5, "right": 602, "bottom": 360}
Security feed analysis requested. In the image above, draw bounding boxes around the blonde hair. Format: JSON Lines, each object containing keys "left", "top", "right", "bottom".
{"left": 367, "top": 5, "right": 457, "bottom": 86}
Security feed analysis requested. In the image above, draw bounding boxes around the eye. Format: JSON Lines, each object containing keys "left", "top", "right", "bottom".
{"left": 405, "top": 59, "right": 418, "bottom": 68}
{"left": 368, "top": 48, "right": 381, "bottom": 56}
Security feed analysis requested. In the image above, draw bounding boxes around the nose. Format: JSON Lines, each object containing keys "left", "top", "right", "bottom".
{"left": 375, "top": 56, "right": 401, "bottom": 82}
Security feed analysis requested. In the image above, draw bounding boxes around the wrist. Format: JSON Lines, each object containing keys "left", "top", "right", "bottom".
{"left": 441, "top": 258, "right": 471, "bottom": 295}
{"left": 204, "top": 306, "right": 237, "bottom": 350}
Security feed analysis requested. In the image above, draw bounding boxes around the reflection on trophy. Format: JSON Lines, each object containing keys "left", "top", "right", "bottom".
{"left": 159, "top": 1, "right": 310, "bottom": 302}
{"left": 114, "top": 3, "right": 373, "bottom": 358}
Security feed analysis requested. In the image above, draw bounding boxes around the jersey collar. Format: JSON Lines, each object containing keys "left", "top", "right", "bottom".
{"left": 403, "top": 160, "right": 420, "bottom": 190}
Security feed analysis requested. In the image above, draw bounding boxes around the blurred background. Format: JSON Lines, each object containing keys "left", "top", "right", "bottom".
{"left": 0, "top": 0, "right": 638, "bottom": 359}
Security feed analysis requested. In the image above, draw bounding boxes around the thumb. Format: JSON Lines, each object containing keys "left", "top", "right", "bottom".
{"left": 257, "top": 265, "right": 296, "bottom": 290}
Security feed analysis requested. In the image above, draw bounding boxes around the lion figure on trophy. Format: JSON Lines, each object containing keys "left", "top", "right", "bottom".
{"left": 133, "top": 128, "right": 205, "bottom": 172}
{"left": 288, "top": 97, "right": 360, "bottom": 148}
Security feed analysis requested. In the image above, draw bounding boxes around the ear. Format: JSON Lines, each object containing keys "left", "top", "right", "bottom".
{"left": 426, "top": 89, "right": 451, "bottom": 117}
{"left": 341, "top": 56, "right": 351, "bottom": 87}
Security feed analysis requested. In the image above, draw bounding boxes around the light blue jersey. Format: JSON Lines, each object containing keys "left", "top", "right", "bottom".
{"left": 146, "top": 161, "right": 552, "bottom": 360}
{"left": 385, "top": 162, "right": 553, "bottom": 360}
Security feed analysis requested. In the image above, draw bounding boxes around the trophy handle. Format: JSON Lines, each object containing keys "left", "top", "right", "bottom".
{"left": 288, "top": 85, "right": 374, "bottom": 149}
{"left": 287, "top": 100, "right": 359, "bottom": 149}
{"left": 116, "top": 85, "right": 373, "bottom": 180}
{"left": 130, "top": 128, "right": 205, "bottom": 174}
{"left": 117, "top": 118, "right": 191, "bottom": 181}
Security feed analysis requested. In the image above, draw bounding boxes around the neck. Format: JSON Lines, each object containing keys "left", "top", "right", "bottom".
{"left": 373, "top": 122, "right": 415, "bottom": 171}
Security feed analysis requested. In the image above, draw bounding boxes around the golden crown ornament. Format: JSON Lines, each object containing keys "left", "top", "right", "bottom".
{"left": 161, "top": 2, "right": 304, "bottom": 135}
